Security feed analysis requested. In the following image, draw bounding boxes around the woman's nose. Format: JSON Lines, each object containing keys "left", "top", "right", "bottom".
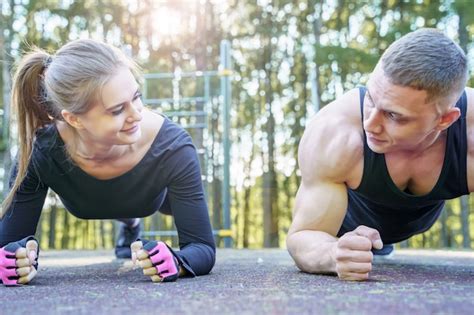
{"left": 127, "top": 102, "right": 143, "bottom": 121}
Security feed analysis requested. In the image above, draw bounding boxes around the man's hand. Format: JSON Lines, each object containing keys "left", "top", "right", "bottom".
{"left": 0, "top": 236, "right": 39, "bottom": 286}
{"left": 335, "top": 225, "right": 383, "bottom": 281}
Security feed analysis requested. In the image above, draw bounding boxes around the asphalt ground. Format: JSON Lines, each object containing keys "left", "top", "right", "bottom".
{"left": 1, "top": 249, "right": 473, "bottom": 315}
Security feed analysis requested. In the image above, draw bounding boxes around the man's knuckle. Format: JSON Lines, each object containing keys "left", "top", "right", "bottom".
{"left": 338, "top": 237, "right": 350, "bottom": 248}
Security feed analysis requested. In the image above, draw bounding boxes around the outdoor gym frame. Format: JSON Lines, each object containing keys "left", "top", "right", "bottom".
{"left": 140, "top": 40, "right": 232, "bottom": 247}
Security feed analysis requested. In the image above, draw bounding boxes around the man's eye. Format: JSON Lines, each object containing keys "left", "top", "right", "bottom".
{"left": 133, "top": 92, "right": 143, "bottom": 101}
{"left": 387, "top": 112, "right": 399, "bottom": 120}
{"left": 366, "top": 97, "right": 375, "bottom": 107}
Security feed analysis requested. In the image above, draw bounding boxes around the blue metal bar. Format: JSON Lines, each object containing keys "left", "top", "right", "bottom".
{"left": 144, "top": 71, "right": 219, "bottom": 80}
{"left": 202, "top": 74, "right": 211, "bottom": 200}
{"left": 144, "top": 96, "right": 207, "bottom": 105}
{"left": 142, "top": 78, "right": 148, "bottom": 102}
{"left": 141, "top": 230, "right": 232, "bottom": 237}
{"left": 310, "top": 67, "right": 320, "bottom": 112}
{"left": 220, "top": 40, "right": 232, "bottom": 248}
{"left": 179, "top": 123, "right": 208, "bottom": 129}
{"left": 164, "top": 110, "right": 208, "bottom": 117}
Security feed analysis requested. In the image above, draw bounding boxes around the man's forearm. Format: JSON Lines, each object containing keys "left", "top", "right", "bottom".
{"left": 286, "top": 230, "right": 338, "bottom": 274}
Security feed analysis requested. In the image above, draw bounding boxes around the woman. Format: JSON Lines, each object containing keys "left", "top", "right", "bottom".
{"left": 0, "top": 39, "right": 215, "bottom": 286}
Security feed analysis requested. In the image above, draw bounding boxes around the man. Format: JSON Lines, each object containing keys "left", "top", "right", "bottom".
{"left": 286, "top": 28, "right": 472, "bottom": 281}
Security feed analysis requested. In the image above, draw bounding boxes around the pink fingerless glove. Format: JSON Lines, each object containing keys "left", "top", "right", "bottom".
{"left": 0, "top": 246, "right": 18, "bottom": 286}
{"left": 143, "top": 240, "right": 180, "bottom": 282}
{"left": 0, "top": 236, "right": 38, "bottom": 286}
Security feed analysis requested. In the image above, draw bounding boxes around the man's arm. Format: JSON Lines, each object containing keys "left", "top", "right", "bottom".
{"left": 286, "top": 177, "right": 347, "bottom": 274}
{"left": 287, "top": 178, "right": 382, "bottom": 280}
{"left": 286, "top": 91, "right": 383, "bottom": 280}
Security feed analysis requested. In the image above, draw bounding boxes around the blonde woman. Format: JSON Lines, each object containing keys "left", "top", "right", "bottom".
{"left": 0, "top": 39, "right": 215, "bottom": 286}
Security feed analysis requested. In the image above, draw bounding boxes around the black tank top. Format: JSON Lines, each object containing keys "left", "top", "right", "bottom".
{"left": 338, "top": 87, "right": 468, "bottom": 243}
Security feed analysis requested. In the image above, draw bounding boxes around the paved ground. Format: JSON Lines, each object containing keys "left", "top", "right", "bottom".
{"left": 1, "top": 249, "right": 473, "bottom": 314}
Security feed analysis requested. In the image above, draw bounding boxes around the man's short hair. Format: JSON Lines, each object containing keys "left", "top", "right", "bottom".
{"left": 381, "top": 28, "right": 468, "bottom": 102}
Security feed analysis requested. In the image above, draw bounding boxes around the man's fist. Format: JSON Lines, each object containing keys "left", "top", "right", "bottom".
{"left": 0, "top": 236, "right": 39, "bottom": 286}
{"left": 335, "top": 225, "right": 383, "bottom": 281}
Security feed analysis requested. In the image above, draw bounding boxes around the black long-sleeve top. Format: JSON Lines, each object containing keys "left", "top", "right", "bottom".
{"left": 0, "top": 117, "right": 216, "bottom": 276}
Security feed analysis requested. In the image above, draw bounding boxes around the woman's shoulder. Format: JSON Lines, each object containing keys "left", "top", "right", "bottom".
{"left": 140, "top": 112, "right": 197, "bottom": 176}
{"left": 27, "top": 124, "right": 66, "bottom": 176}
{"left": 34, "top": 123, "right": 63, "bottom": 152}
{"left": 147, "top": 111, "right": 194, "bottom": 152}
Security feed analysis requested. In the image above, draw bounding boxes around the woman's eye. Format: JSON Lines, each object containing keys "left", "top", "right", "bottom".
{"left": 112, "top": 108, "right": 125, "bottom": 115}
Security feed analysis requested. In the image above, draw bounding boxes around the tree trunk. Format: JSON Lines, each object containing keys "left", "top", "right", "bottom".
{"left": 311, "top": 2, "right": 322, "bottom": 113}
{"left": 99, "top": 221, "right": 106, "bottom": 248}
{"left": 242, "top": 185, "right": 252, "bottom": 248}
{"left": 460, "top": 196, "right": 471, "bottom": 248}
{"left": 1, "top": 0, "right": 14, "bottom": 197}
{"left": 211, "top": 100, "right": 222, "bottom": 243}
{"left": 75, "top": 219, "right": 82, "bottom": 249}
{"left": 193, "top": 0, "right": 207, "bottom": 168}
{"left": 233, "top": 186, "right": 240, "bottom": 246}
{"left": 61, "top": 211, "right": 69, "bottom": 249}
{"left": 242, "top": 134, "right": 256, "bottom": 248}
{"left": 440, "top": 204, "right": 449, "bottom": 248}
{"left": 48, "top": 202, "right": 57, "bottom": 249}
{"left": 262, "top": 18, "right": 279, "bottom": 248}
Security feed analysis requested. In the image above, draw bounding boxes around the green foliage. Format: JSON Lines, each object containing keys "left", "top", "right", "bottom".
{"left": 1, "top": 0, "right": 473, "bottom": 249}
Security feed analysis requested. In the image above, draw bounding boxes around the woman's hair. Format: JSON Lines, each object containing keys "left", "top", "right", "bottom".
{"left": 1, "top": 39, "right": 138, "bottom": 218}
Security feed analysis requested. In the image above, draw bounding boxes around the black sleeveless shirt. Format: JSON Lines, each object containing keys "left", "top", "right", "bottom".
{"left": 338, "top": 87, "right": 469, "bottom": 243}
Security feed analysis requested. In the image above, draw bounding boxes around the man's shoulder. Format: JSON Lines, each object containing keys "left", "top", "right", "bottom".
{"left": 298, "top": 88, "right": 364, "bottom": 184}
{"left": 465, "top": 87, "right": 474, "bottom": 147}
{"left": 464, "top": 87, "right": 474, "bottom": 193}
{"left": 465, "top": 87, "right": 474, "bottom": 119}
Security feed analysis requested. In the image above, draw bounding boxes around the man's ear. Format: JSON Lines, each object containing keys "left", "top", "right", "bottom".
{"left": 436, "top": 107, "right": 461, "bottom": 131}
{"left": 61, "top": 109, "right": 84, "bottom": 130}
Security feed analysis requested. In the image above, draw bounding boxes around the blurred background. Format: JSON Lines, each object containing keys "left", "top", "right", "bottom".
{"left": 1, "top": 0, "right": 473, "bottom": 250}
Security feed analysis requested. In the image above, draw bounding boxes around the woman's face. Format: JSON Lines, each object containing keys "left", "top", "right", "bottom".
{"left": 76, "top": 67, "right": 144, "bottom": 146}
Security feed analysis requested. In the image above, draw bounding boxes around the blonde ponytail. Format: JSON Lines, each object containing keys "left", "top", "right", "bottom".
{"left": 1, "top": 50, "right": 53, "bottom": 218}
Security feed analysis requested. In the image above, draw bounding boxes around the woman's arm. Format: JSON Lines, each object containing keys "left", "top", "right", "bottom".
{"left": 0, "top": 160, "right": 47, "bottom": 286}
{"left": 0, "top": 160, "right": 48, "bottom": 247}
{"left": 165, "top": 144, "right": 216, "bottom": 276}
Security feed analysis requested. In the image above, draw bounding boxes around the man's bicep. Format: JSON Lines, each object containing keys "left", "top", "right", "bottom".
{"left": 290, "top": 179, "right": 348, "bottom": 237}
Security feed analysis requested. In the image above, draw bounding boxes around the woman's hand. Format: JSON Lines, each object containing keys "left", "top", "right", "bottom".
{"left": 131, "top": 240, "right": 180, "bottom": 282}
{"left": 0, "top": 236, "right": 39, "bottom": 286}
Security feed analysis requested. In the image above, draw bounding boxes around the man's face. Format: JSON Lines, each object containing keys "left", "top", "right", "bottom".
{"left": 363, "top": 65, "right": 444, "bottom": 154}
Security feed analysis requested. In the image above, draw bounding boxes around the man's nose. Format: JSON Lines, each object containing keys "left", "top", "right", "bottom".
{"left": 364, "top": 108, "right": 383, "bottom": 134}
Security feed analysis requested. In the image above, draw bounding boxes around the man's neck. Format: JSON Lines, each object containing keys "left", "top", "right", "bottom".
{"left": 387, "top": 130, "right": 446, "bottom": 159}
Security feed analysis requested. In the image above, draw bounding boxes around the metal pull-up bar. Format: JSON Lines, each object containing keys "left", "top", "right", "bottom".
{"left": 141, "top": 40, "right": 233, "bottom": 248}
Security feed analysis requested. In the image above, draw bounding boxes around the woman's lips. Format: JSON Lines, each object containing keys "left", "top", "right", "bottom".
{"left": 122, "top": 125, "right": 139, "bottom": 133}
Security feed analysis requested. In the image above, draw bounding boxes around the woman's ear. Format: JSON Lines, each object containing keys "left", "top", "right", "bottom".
{"left": 61, "top": 109, "right": 84, "bottom": 129}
